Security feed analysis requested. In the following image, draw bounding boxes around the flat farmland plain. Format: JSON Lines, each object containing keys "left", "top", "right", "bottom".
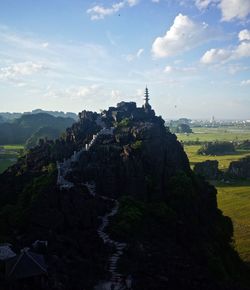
{"left": 177, "top": 126, "right": 250, "bottom": 263}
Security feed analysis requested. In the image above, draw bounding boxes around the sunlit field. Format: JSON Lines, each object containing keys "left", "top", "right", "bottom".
{"left": 184, "top": 145, "right": 250, "bottom": 170}
{"left": 177, "top": 127, "right": 250, "bottom": 143}
{"left": 217, "top": 182, "right": 250, "bottom": 263}
{"left": 0, "top": 145, "right": 24, "bottom": 173}
{"left": 178, "top": 127, "right": 250, "bottom": 263}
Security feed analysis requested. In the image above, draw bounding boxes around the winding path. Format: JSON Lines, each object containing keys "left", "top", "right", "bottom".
{"left": 57, "top": 126, "right": 114, "bottom": 190}
{"left": 85, "top": 182, "right": 128, "bottom": 290}
{"left": 56, "top": 124, "right": 131, "bottom": 289}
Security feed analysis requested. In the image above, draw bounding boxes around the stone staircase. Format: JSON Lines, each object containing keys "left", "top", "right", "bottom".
{"left": 56, "top": 125, "right": 114, "bottom": 190}
{"left": 56, "top": 121, "right": 132, "bottom": 289}
{"left": 83, "top": 183, "right": 130, "bottom": 290}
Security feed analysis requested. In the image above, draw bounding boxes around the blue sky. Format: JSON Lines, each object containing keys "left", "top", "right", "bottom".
{"left": 0, "top": 0, "right": 250, "bottom": 119}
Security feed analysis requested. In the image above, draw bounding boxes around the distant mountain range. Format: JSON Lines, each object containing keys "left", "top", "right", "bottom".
{"left": 0, "top": 113, "right": 75, "bottom": 147}
{"left": 0, "top": 109, "right": 78, "bottom": 122}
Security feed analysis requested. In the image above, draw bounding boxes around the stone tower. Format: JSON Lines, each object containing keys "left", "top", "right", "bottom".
{"left": 143, "top": 86, "right": 152, "bottom": 111}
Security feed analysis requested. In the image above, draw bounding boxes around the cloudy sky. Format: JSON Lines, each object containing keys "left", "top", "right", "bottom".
{"left": 0, "top": 0, "right": 250, "bottom": 119}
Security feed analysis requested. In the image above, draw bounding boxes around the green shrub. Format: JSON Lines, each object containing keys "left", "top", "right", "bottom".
{"left": 117, "top": 118, "right": 130, "bottom": 128}
{"left": 110, "top": 196, "right": 177, "bottom": 240}
{"left": 111, "top": 196, "right": 145, "bottom": 237}
{"left": 198, "top": 142, "right": 235, "bottom": 156}
{"left": 131, "top": 140, "right": 143, "bottom": 150}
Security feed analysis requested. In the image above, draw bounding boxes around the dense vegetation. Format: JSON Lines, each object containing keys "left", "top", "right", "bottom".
{"left": 198, "top": 142, "right": 235, "bottom": 156}
{"left": 26, "top": 126, "right": 64, "bottom": 149}
{"left": 171, "top": 123, "right": 193, "bottom": 134}
{"left": 110, "top": 174, "right": 249, "bottom": 290}
{"left": 168, "top": 119, "right": 193, "bottom": 134}
{"left": 237, "top": 140, "right": 250, "bottom": 150}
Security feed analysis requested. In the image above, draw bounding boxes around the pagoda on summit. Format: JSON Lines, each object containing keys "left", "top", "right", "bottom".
{"left": 143, "top": 86, "right": 152, "bottom": 112}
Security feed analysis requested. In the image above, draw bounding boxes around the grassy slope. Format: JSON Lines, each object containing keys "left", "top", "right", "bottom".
{"left": 178, "top": 127, "right": 250, "bottom": 263}
{"left": 216, "top": 182, "right": 250, "bottom": 262}
{"left": 0, "top": 145, "right": 24, "bottom": 173}
{"left": 3, "top": 145, "right": 25, "bottom": 150}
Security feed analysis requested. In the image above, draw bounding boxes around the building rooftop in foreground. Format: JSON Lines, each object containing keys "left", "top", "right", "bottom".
{"left": 6, "top": 248, "right": 47, "bottom": 280}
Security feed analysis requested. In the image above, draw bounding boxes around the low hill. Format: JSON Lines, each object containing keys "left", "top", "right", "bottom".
{"left": 0, "top": 112, "right": 22, "bottom": 122}
{"left": 0, "top": 109, "right": 78, "bottom": 122}
{"left": 29, "top": 109, "right": 78, "bottom": 120}
{"left": 25, "top": 127, "right": 63, "bottom": 149}
{"left": 0, "top": 113, "right": 75, "bottom": 146}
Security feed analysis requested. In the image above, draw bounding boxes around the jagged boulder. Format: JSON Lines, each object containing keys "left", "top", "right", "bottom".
{"left": 227, "top": 156, "right": 250, "bottom": 179}
{"left": 194, "top": 160, "right": 221, "bottom": 180}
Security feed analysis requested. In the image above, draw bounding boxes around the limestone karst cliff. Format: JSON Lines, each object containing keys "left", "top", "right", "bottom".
{"left": 0, "top": 101, "right": 249, "bottom": 290}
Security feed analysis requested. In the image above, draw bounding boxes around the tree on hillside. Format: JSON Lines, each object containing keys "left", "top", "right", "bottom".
{"left": 198, "top": 142, "right": 235, "bottom": 156}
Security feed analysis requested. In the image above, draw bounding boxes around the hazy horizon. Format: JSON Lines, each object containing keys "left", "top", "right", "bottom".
{"left": 1, "top": 107, "right": 250, "bottom": 122}
{"left": 0, "top": 0, "right": 250, "bottom": 119}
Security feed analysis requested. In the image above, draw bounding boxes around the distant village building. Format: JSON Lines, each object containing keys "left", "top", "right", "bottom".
{"left": 210, "top": 115, "right": 215, "bottom": 124}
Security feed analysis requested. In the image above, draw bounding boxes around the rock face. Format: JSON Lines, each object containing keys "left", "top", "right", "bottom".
{"left": 77, "top": 121, "right": 191, "bottom": 201}
{"left": 0, "top": 101, "right": 249, "bottom": 290}
{"left": 198, "top": 142, "right": 235, "bottom": 156}
{"left": 228, "top": 156, "right": 250, "bottom": 179}
{"left": 194, "top": 160, "right": 221, "bottom": 180}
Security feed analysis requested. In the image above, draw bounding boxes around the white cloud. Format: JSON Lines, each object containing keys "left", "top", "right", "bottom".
{"left": 195, "top": 0, "right": 218, "bottom": 10}
{"left": 0, "top": 26, "right": 50, "bottom": 51}
{"left": 109, "top": 87, "right": 144, "bottom": 105}
{"left": 220, "top": 0, "right": 250, "bottom": 21}
{"left": 164, "top": 65, "right": 197, "bottom": 73}
{"left": 0, "top": 61, "right": 47, "bottom": 81}
{"left": 127, "top": 0, "right": 139, "bottom": 6}
{"left": 241, "top": 79, "right": 250, "bottom": 86}
{"left": 201, "top": 34, "right": 250, "bottom": 64}
{"left": 152, "top": 14, "right": 210, "bottom": 58}
{"left": 228, "top": 64, "right": 250, "bottom": 74}
{"left": 235, "top": 41, "right": 250, "bottom": 58}
{"left": 239, "top": 29, "right": 250, "bottom": 41}
{"left": 201, "top": 48, "right": 232, "bottom": 64}
{"left": 136, "top": 48, "right": 144, "bottom": 57}
{"left": 194, "top": 0, "right": 250, "bottom": 22}
{"left": 126, "top": 48, "right": 144, "bottom": 62}
{"left": 87, "top": 0, "right": 139, "bottom": 20}
{"left": 42, "top": 42, "right": 49, "bottom": 48}
{"left": 164, "top": 65, "right": 173, "bottom": 73}
{"left": 44, "top": 85, "right": 101, "bottom": 100}
{"left": 111, "top": 89, "right": 122, "bottom": 100}
{"left": 135, "top": 88, "right": 144, "bottom": 97}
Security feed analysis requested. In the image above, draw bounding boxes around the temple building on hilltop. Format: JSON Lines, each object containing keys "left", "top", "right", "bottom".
{"left": 78, "top": 87, "right": 161, "bottom": 125}
{"left": 102, "top": 86, "right": 155, "bottom": 122}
